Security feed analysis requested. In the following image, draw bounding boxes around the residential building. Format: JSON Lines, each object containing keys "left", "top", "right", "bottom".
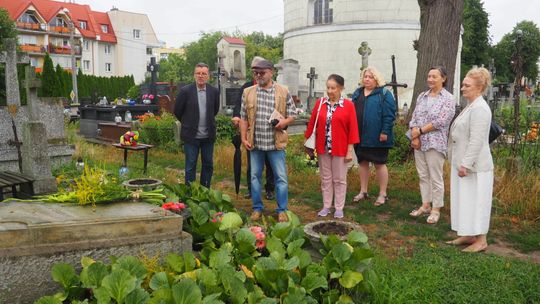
{"left": 1, "top": 0, "right": 159, "bottom": 83}
{"left": 153, "top": 44, "right": 185, "bottom": 61}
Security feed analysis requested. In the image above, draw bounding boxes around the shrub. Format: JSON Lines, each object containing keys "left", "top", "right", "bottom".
{"left": 216, "top": 114, "right": 236, "bottom": 141}
{"left": 138, "top": 111, "right": 178, "bottom": 150}
{"left": 388, "top": 122, "right": 413, "bottom": 165}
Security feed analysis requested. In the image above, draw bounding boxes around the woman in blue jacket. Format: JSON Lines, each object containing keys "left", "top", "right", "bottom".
{"left": 351, "top": 66, "right": 396, "bottom": 206}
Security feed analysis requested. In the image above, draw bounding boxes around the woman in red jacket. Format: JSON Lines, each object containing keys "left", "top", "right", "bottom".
{"left": 305, "top": 74, "right": 359, "bottom": 218}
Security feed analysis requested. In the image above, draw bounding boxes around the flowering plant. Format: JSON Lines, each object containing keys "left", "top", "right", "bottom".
{"left": 142, "top": 94, "right": 155, "bottom": 100}
{"left": 249, "top": 226, "right": 266, "bottom": 249}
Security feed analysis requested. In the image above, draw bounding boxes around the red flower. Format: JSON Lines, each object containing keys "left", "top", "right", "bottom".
{"left": 256, "top": 240, "right": 266, "bottom": 249}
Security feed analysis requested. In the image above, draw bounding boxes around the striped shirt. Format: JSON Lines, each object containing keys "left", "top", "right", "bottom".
{"left": 240, "top": 83, "right": 297, "bottom": 151}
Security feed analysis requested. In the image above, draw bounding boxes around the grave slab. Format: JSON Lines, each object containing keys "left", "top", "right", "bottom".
{"left": 0, "top": 201, "right": 192, "bottom": 303}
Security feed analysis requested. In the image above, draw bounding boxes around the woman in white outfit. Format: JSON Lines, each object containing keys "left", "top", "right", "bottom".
{"left": 447, "top": 67, "right": 494, "bottom": 252}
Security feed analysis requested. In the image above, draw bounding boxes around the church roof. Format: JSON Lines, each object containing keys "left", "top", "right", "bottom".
{"left": 0, "top": 0, "right": 117, "bottom": 43}
{"left": 222, "top": 37, "right": 246, "bottom": 45}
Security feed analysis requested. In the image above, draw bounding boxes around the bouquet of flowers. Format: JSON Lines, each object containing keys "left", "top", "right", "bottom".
{"left": 120, "top": 131, "right": 139, "bottom": 146}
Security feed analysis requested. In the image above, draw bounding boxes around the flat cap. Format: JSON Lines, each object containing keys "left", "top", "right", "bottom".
{"left": 251, "top": 59, "right": 274, "bottom": 70}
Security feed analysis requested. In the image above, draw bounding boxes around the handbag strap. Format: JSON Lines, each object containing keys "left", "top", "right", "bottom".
{"left": 311, "top": 98, "right": 324, "bottom": 135}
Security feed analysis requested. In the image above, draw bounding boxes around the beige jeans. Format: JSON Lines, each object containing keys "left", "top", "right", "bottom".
{"left": 318, "top": 153, "right": 348, "bottom": 211}
{"left": 414, "top": 149, "right": 445, "bottom": 208}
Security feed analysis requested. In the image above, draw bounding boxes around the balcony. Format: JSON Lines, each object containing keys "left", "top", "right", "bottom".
{"left": 16, "top": 22, "right": 45, "bottom": 31}
{"left": 48, "top": 44, "right": 82, "bottom": 56}
{"left": 49, "top": 26, "right": 70, "bottom": 34}
{"left": 20, "top": 44, "right": 46, "bottom": 54}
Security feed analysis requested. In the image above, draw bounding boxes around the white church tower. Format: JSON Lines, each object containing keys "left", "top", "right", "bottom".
{"left": 283, "top": 0, "right": 421, "bottom": 106}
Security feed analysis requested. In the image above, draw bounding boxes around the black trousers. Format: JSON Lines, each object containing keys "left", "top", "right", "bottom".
{"left": 246, "top": 150, "right": 275, "bottom": 193}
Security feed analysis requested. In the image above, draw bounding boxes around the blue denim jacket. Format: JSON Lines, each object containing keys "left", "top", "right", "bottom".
{"left": 352, "top": 87, "right": 396, "bottom": 148}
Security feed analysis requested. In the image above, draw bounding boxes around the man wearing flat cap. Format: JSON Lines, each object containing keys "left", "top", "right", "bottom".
{"left": 239, "top": 59, "right": 297, "bottom": 222}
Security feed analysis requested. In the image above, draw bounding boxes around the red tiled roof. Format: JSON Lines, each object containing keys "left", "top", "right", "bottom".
{"left": 223, "top": 37, "right": 246, "bottom": 45}
{"left": 0, "top": 0, "right": 116, "bottom": 43}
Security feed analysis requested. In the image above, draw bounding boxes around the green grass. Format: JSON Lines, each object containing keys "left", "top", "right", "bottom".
{"left": 358, "top": 243, "right": 540, "bottom": 303}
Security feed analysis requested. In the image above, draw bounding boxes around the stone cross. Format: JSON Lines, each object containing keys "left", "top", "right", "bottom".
{"left": 0, "top": 38, "right": 30, "bottom": 111}
{"left": 306, "top": 67, "right": 318, "bottom": 111}
{"left": 25, "top": 66, "right": 43, "bottom": 121}
{"left": 357, "top": 41, "right": 371, "bottom": 71}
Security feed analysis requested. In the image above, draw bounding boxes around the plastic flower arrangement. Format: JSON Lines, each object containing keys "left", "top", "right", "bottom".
{"left": 249, "top": 226, "right": 266, "bottom": 249}
{"left": 161, "top": 201, "right": 186, "bottom": 211}
{"left": 136, "top": 112, "right": 160, "bottom": 123}
{"left": 142, "top": 94, "right": 155, "bottom": 100}
{"left": 211, "top": 211, "right": 224, "bottom": 223}
{"left": 303, "top": 150, "right": 318, "bottom": 168}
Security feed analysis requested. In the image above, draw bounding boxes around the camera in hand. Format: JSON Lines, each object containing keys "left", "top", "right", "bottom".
{"left": 270, "top": 119, "right": 288, "bottom": 130}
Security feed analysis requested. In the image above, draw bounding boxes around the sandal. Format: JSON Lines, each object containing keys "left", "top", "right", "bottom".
{"left": 409, "top": 206, "right": 431, "bottom": 217}
{"left": 353, "top": 192, "right": 369, "bottom": 202}
{"left": 426, "top": 211, "right": 440, "bottom": 224}
{"left": 374, "top": 195, "right": 387, "bottom": 206}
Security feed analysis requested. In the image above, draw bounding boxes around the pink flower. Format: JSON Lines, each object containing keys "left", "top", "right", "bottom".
{"left": 255, "top": 232, "right": 265, "bottom": 241}
{"left": 162, "top": 202, "right": 186, "bottom": 211}
{"left": 250, "top": 226, "right": 262, "bottom": 234}
{"left": 256, "top": 240, "right": 266, "bottom": 250}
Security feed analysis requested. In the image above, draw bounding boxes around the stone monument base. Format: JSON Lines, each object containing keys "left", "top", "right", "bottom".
{"left": 0, "top": 201, "right": 192, "bottom": 303}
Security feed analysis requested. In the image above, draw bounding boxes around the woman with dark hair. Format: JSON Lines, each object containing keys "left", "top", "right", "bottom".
{"left": 305, "top": 74, "right": 359, "bottom": 218}
{"left": 408, "top": 66, "right": 455, "bottom": 224}
{"left": 351, "top": 67, "right": 396, "bottom": 206}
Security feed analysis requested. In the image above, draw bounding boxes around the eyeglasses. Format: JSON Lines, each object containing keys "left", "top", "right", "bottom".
{"left": 195, "top": 72, "right": 208, "bottom": 76}
{"left": 252, "top": 70, "right": 267, "bottom": 76}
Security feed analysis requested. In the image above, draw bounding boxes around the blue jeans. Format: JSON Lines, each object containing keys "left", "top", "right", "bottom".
{"left": 250, "top": 149, "right": 288, "bottom": 213}
{"left": 184, "top": 138, "right": 214, "bottom": 188}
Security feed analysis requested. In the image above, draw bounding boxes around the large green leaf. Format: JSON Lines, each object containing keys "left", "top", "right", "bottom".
{"left": 183, "top": 251, "right": 197, "bottom": 272}
{"left": 286, "top": 239, "right": 305, "bottom": 255}
{"left": 209, "top": 246, "right": 232, "bottom": 269}
{"left": 51, "top": 263, "right": 79, "bottom": 289}
{"left": 124, "top": 287, "right": 150, "bottom": 304}
{"left": 149, "top": 272, "right": 171, "bottom": 290}
{"left": 338, "top": 270, "right": 363, "bottom": 289}
{"left": 148, "top": 288, "right": 172, "bottom": 304}
{"left": 219, "top": 212, "right": 243, "bottom": 231}
{"left": 271, "top": 222, "right": 292, "bottom": 241}
{"left": 34, "top": 296, "right": 63, "bottom": 304}
{"left": 198, "top": 268, "right": 218, "bottom": 287}
{"left": 81, "top": 256, "right": 95, "bottom": 268}
{"left": 331, "top": 243, "right": 353, "bottom": 265}
{"left": 235, "top": 228, "right": 257, "bottom": 253}
{"left": 80, "top": 261, "right": 109, "bottom": 288}
{"left": 202, "top": 293, "right": 224, "bottom": 304}
{"left": 166, "top": 253, "right": 184, "bottom": 273}
{"left": 221, "top": 271, "right": 248, "bottom": 304}
{"left": 281, "top": 256, "right": 299, "bottom": 271}
{"left": 306, "top": 264, "right": 328, "bottom": 278}
{"left": 265, "top": 237, "right": 285, "bottom": 260}
{"left": 171, "top": 279, "right": 202, "bottom": 304}
{"left": 189, "top": 202, "right": 209, "bottom": 225}
{"left": 301, "top": 273, "right": 328, "bottom": 292}
{"left": 336, "top": 294, "right": 354, "bottom": 303}
{"left": 101, "top": 269, "right": 137, "bottom": 303}
{"left": 114, "top": 256, "right": 148, "bottom": 281}
{"left": 347, "top": 230, "right": 368, "bottom": 245}
{"left": 93, "top": 286, "right": 111, "bottom": 304}
{"left": 282, "top": 286, "right": 307, "bottom": 304}
{"left": 292, "top": 250, "right": 312, "bottom": 270}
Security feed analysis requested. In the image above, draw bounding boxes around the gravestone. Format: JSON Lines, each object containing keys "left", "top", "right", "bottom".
{"left": 216, "top": 38, "right": 246, "bottom": 111}
{"left": 358, "top": 41, "right": 371, "bottom": 72}
{"left": 0, "top": 39, "right": 74, "bottom": 176}
{"left": 276, "top": 58, "right": 301, "bottom": 97}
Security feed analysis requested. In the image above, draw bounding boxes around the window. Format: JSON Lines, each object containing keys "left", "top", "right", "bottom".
{"left": 30, "top": 57, "right": 38, "bottom": 67}
{"left": 104, "top": 44, "right": 111, "bottom": 54}
{"left": 101, "top": 24, "right": 108, "bottom": 33}
{"left": 133, "top": 29, "right": 141, "bottom": 39}
{"left": 146, "top": 47, "right": 153, "bottom": 55}
{"left": 49, "top": 17, "right": 67, "bottom": 27}
{"left": 314, "top": 0, "right": 333, "bottom": 25}
{"left": 105, "top": 63, "right": 111, "bottom": 72}
{"left": 18, "top": 35, "right": 37, "bottom": 45}
{"left": 83, "top": 60, "right": 90, "bottom": 71}
{"left": 79, "top": 20, "right": 87, "bottom": 29}
{"left": 83, "top": 40, "right": 89, "bottom": 51}
{"left": 18, "top": 12, "right": 39, "bottom": 23}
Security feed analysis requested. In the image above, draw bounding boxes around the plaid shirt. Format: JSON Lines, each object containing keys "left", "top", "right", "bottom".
{"left": 241, "top": 83, "right": 297, "bottom": 151}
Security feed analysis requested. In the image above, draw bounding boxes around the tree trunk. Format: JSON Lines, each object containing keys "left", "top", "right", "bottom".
{"left": 408, "top": 0, "right": 464, "bottom": 120}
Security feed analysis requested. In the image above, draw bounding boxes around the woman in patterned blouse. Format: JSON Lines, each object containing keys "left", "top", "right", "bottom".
{"left": 408, "top": 66, "right": 456, "bottom": 224}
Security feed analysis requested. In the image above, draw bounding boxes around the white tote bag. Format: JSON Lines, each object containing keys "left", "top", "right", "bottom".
{"left": 304, "top": 99, "right": 324, "bottom": 150}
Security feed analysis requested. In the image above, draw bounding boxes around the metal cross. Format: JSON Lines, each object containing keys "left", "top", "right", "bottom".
{"left": 384, "top": 55, "right": 407, "bottom": 116}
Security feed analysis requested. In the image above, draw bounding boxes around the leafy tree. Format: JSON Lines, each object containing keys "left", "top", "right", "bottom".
{"left": 491, "top": 21, "right": 540, "bottom": 83}
{"left": 55, "top": 64, "right": 67, "bottom": 97}
{"left": 461, "top": 0, "right": 490, "bottom": 79}
{"left": 182, "top": 31, "right": 226, "bottom": 82}
{"left": 158, "top": 53, "right": 191, "bottom": 83}
{"left": 39, "top": 53, "right": 57, "bottom": 97}
{"left": 409, "top": 0, "right": 464, "bottom": 119}
{"left": 243, "top": 31, "right": 283, "bottom": 80}
{"left": 0, "top": 8, "right": 18, "bottom": 104}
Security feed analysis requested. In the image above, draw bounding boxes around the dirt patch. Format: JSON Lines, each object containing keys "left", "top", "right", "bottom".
{"left": 312, "top": 222, "right": 353, "bottom": 236}
{"left": 487, "top": 239, "right": 540, "bottom": 264}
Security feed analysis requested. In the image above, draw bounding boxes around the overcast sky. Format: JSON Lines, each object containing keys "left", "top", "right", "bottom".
{"left": 74, "top": 0, "right": 536, "bottom": 47}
